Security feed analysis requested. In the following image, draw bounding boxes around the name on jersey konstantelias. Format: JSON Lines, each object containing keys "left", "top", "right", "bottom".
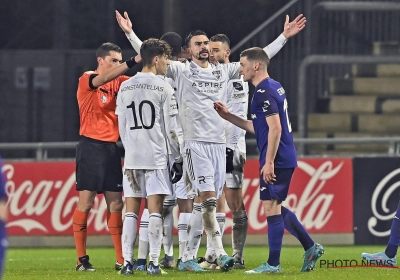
{"left": 121, "top": 84, "right": 164, "bottom": 92}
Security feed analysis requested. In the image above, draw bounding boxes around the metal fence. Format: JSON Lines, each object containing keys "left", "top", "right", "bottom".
{"left": 1, "top": 137, "right": 400, "bottom": 161}
{"left": 230, "top": 0, "right": 400, "bottom": 115}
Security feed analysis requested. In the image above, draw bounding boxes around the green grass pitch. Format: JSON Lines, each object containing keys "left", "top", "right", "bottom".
{"left": 3, "top": 245, "right": 399, "bottom": 279}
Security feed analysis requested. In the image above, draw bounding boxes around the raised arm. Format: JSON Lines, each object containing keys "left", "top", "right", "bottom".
{"left": 115, "top": 10, "right": 142, "bottom": 53}
{"left": 264, "top": 14, "right": 306, "bottom": 59}
{"left": 91, "top": 56, "right": 139, "bottom": 88}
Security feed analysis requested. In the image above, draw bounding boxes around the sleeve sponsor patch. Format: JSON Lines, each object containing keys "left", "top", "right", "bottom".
{"left": 233, "top": 81, "right": 243, "bottom": 91}
{"left": 261, "top": 100, "right": 270, "bottom": 112}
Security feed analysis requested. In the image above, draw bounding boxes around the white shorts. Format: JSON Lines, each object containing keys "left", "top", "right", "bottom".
{"left": 164, "top": 155, "right": 192, "bottom": 201}
{"left": 183, "top": 141, "right": 225, "bottom": 199}
{"left": 225, "top": 146, "right": 246, "bottom": 189}
{"left": 123, "top": 168, "right": 172, "bottom": 198}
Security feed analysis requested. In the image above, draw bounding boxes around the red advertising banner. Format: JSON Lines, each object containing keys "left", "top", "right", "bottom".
{"left": 2, "top": 158, "right": 353, "bottom": 236}
{"left": 3, "top": 162, "right": 109, "bottom": 235}
{"left": 240, "top": 158, "right": 353, "bottom": 234}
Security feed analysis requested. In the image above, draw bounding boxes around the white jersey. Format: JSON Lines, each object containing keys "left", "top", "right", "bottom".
{"left": 116, "top": 72, "right": 177, "bottom": 169}
{"left": 166, "top": 60, "right": 240, "bottom": 144}
{"left": 160, "top": 75, "right": 184, "bottom": 148}
{"left": 226, "top": 75, "right": 249, "bottom": 154}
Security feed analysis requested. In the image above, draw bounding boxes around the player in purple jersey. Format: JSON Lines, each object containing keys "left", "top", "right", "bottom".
{"left": 0, "top": 156, "right": 8, "bottom": 278}
{"left": 214, "top": 47, "right": 324, "bottom": 274}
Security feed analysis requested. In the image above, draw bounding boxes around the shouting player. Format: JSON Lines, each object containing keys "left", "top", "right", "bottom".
{"left": 116, "top": 9, "right": 306, "bottom": 272}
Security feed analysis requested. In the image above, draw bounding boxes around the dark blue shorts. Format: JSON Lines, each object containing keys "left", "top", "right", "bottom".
{"left": 259, "top": 168, "right": 295, "bottom": 201}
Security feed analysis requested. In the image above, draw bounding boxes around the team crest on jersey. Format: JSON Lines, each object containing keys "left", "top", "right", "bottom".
{"left": 100, "top": 95, "right": 107, "bottom": 103}
{"left": 262, "top": 100, "right": 270, "bottom": 112}
{"left": 233, "top": 81, "right": 243, "bottom": 91}
{"left": 212, "top": 70, "right": 221, "bottom": 80}
{"left": 190, "top": 68, "right": 199, "bottom": 76}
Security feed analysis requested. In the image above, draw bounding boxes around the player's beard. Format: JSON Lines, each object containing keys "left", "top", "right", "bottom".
{"left": 196, "top": 50, "right": 209, "bottom": 61}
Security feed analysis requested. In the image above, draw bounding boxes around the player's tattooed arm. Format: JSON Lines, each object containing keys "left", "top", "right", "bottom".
{"left": 116, "top": 10, "right": 142, "bottom": 53}
{"left": 214, "top": 101, "right": 255, "bottom": 134}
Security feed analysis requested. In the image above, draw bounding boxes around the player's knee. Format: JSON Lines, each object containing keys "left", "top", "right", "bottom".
{"left": 77, "top": 200, "right": 94, "bottom": 212}
{"left": 108, "top": 200, "right": 124, "bottom": 212}
{"left": 177, "top": 199, "right": 192, "bottom": 213}
{"left": 227, "top": 199, "right": 243, "bottom": 213}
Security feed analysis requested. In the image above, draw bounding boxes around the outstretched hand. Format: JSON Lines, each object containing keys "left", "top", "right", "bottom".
{"left": 282, "top": 14, "right": 306, "bottom": 38}
{"left": 213, "top": 101, "right": 230, "bottom": 119}
{"left": 115, "top": 10, "right": 133, "bottom": 34}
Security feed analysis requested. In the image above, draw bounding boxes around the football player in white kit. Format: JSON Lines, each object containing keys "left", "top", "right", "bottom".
{"left": 116, "top": 9, "right": 306, "bottom": 272}
{"left": 158, "top": 32, "right": 194, "bottom": 269}
{"left": 115, "top": 15, "right": 193, "bottom": 271}
{"left": 197, "top": 33, "right": 250, "bottom": 270}
{"left": 116, "top": 38, "right": 182, "bottom": 275}
{"left": 196, "top": 17, "right": 306, "bottom": 268}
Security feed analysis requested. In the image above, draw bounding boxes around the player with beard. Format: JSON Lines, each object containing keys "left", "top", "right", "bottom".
{"left": 196, "top": 33, "right": 249, "bottom": 270}
{"left": 116, "top": 9, "right": 306, "bottom": 272}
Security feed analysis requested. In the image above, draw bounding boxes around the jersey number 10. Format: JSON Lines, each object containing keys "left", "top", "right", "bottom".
{"left": 127, "top": 100, "right": 156, "bottom": 130}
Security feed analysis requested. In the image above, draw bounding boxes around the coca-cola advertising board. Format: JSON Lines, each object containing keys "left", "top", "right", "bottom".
{"left": 2, "top": 158, "right": 353, "bottom": 236}
{"left": 353, "top": 157, "right": 400, "bottom": 245}
{"left": 240, "top": 158, "right": 353, "bottom": 234}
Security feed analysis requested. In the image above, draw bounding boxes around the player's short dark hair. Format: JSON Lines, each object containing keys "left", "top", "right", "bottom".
{"left": 140, "top": 38, "right": 172, "bottom": 66}
{"left": 240, "top": 47, "right": 270, "bottom": 68}
{"left": 185, "top": 30, "right": 208, "bottom": 47}
{"left": 160, "top": 32, "right": 182, "bottom": 57}
{"left": 210, "top": 34, "right": 230, "bottom": 48}
{"left": 96, "top": 42, "right": 122, "bottom": 58}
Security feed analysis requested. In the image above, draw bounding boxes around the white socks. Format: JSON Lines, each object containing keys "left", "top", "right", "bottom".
{"left": 162, "top": 202, "right": 175, "bottom": 257}
{"left": 201, "top": 198, "right": 227, "bottom": 259}
{"left": 138, "top": 208, "right": 150, "bottom": 261}
{"left": 178, "top": 212, "right": 191, "bottom": 259}
{"left": 122, "top": 212, "right": 138, "bottom": 265}
{"left": 182, "top": 203, "right": 203, "bottom": 262}
{"left": 148, "top": 213, "right": 163, "bottom": 266}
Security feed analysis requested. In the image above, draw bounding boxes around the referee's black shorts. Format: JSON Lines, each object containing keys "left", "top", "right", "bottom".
{"left": 76, "top": 136, "right": 123, "bottom": 194}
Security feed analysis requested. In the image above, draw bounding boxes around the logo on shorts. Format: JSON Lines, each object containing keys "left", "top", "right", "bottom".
{"left": 198, "top": 175, "right": 213, "bottom": 184}
{"left": 117, "top": 184, "right": 122, "bottom": 188}
{"left": 100, "top": 95, "right": 107, "bottom": 103}
{"left": 260, "top": 186, "right": 267, "bottom": 191}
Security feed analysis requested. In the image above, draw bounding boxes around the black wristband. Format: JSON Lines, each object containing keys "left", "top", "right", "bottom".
{"left": 125, "top": 57, "right": 136, "bottom": 68}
